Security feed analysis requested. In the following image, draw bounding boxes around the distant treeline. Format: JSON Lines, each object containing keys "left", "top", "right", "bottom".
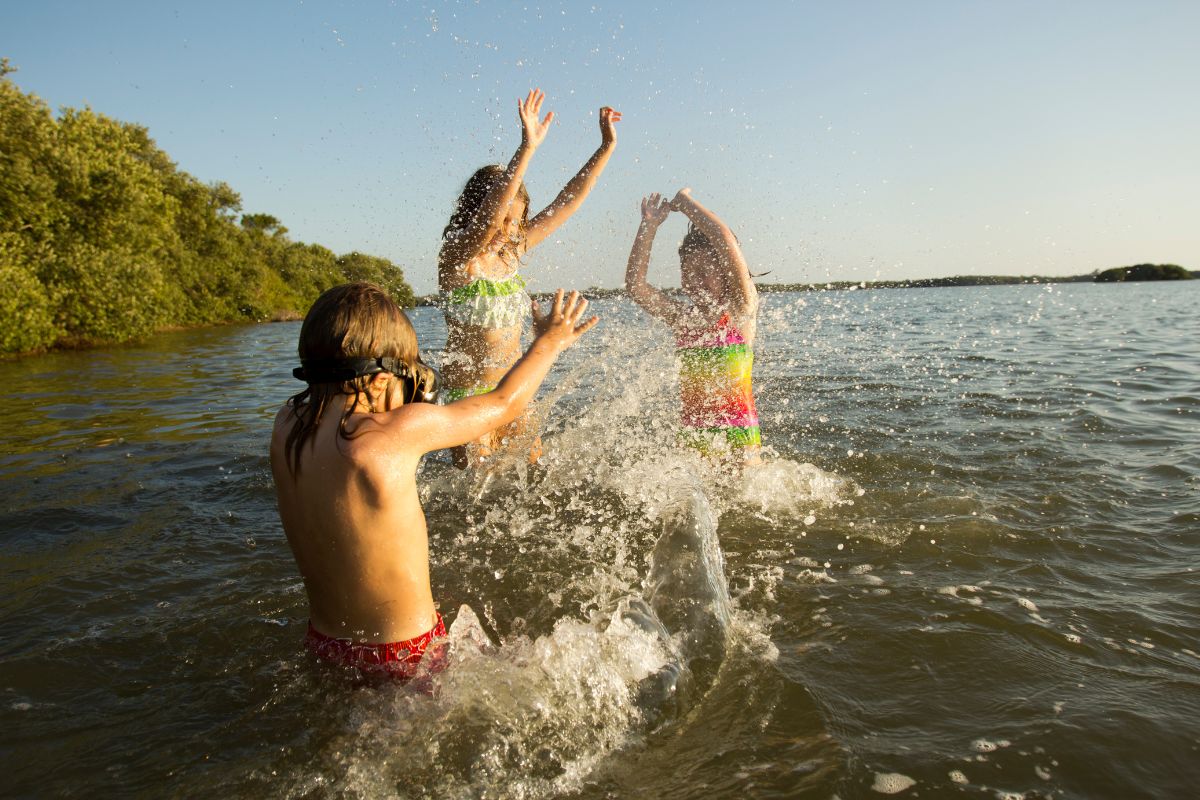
{"left": 0, "top": 59, "right": 414, "bottom": 356}
{"left": 754, "top": 264, "right": 1194, "bottom": 293}
{"left": 447, "top": 264, "right": 1189, "bottom": 305}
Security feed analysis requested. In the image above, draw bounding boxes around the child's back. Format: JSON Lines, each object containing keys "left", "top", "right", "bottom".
{"left": 270, "top": 283, "right": 597, "bottom": 678}
{"left": 271, "top": 398, "right": 436, "bottom": 643}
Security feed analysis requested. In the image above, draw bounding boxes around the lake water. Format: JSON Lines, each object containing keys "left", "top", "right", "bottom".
{"left": 1, "top": 282, "right": 1198, "bottom": 799}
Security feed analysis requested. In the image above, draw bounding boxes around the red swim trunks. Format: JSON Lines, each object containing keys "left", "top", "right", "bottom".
{"left": 305, "top": 614, "right": 447, "bottom": 681}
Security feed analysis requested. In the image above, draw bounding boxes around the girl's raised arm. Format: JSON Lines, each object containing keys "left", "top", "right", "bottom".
{"left": 671, "top": 188, "right": 757, "bottom": 313}
{"left": 439, "top": 89, "right": 554, "bottom": 271}
{"left": 523, "top": 106, "right": 621, "bottom": 250}
{"left": 625, "top": 194, "right": 685, "bottom": 326}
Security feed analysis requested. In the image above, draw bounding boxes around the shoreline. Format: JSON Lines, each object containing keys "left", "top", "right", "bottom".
{"left": 414, "top": 267, "right": 1199, "bottom": 306}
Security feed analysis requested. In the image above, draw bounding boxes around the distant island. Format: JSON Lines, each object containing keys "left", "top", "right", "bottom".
{"left": 415, "top": 263, "right": 1195, "bottom": 305}
{"left": 1092, "top": 263, "right": 1194, "bottom": 282}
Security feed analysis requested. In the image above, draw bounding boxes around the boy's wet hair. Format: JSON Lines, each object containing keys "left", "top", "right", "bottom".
{"left": 284, "top": 282, "right": 433, "bottom": 475}
{"left": 443, "top": 164, "right": 531, "bottom": 244}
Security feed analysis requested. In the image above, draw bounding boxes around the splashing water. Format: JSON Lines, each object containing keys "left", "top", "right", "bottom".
{"left": 250, "top": 304, "right": 854, "bottom": 796}
{"left": 248, "top": 304, "right": 851, "bottom": 797}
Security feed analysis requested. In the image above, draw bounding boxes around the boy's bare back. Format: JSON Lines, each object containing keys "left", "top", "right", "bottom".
{"left": 271, "top": 402, "right": 437, "bottom": 643}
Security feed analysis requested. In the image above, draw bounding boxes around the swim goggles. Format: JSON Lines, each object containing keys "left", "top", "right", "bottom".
{"left": 293, "top": 356, "right": 440, "bottom": 403}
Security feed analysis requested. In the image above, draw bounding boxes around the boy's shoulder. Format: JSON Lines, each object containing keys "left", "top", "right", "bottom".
{"left": 270, "top": 403, "right": 296, "bottom": 443}
{"left": 355, "top": 401, "right": 445, "bottom": 450}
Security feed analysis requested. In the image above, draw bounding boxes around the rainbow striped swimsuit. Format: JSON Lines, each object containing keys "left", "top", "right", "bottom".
{"left": 676, "top": 312, "right": 761, "bottom": 452}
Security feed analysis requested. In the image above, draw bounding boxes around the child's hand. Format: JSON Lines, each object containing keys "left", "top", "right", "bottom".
{"left": 599, "top": 106, "right": 622, "bottom": 146}
{"left": 669, "top": 187, "right": 693, "bottom": 210}
{"left": 532, "top": 289, "right": 599, "bottom": 349}
{"left": 519, "top": 88, "right": 554, "bottom": 149}
{"left": 640, "top": 193, "right": 671, "bottom": 227}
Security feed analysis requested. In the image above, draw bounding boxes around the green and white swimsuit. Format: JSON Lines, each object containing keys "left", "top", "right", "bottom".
{"left": 441, "top": 273, "right": 529, "bottom": 330}
{"left": 440, "top": 271, "right": 529, "bottom": 401}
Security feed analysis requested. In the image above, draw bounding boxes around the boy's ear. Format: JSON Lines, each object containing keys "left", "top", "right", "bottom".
{"left": 369, "top": 372, "right": 393, "bottom": 391}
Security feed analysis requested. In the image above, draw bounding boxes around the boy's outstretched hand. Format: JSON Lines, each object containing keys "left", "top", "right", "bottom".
{"left": 532, "top": 289, "right": 599, "bottom": 349}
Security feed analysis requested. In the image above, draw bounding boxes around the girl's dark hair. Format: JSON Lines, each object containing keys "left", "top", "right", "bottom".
{"left": 284, "top": 282, "right": 426, "bottom": 475}
{"left": 442, "top": 165, "right": 531, "bottom": 244}
{"left": 678, "top": 223, "right": 768, "bottom": 278}
{"left": 678, "top": 223, "right": 714, "bottom": 258}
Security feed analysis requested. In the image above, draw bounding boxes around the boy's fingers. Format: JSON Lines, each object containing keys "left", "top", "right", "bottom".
{"left": 575, "top": 315, "right": 600, "bottom": 335}
{"left": 552, "top": 288, "right": 565, "bottom": 317}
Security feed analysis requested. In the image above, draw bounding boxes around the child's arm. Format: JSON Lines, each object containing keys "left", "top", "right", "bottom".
{"left": 671, "top": 188, "right": 757, "bottom": 312}
{"left": 523, "top": 106, "right": 621, "bottom": 250}
{"left": 440, "top": 89, "right": 554, "bottom": 270}
{"left": 625, "top": 193, "right": 685, "bottom": 325}
{"left": 398, "top": 290, "right": 598, "bottom": 453}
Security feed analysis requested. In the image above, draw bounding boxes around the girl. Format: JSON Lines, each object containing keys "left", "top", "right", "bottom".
{"left": 438, "top": 89, "right": 620, "bottom": 466}
{"left": 624, "top": 189, "right": 761, "bottom": 459}
{"left": 270, "top": 282, "right": 597, "bottom": 680}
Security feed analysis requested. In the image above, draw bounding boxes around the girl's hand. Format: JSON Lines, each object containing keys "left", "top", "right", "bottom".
{"left": 669, "top": 187, "right": 693, "bottom": 210}
{"left": 519, "top": 88, "right": 554, "bottom": 149}
{"left": 640, "top": 193, "right": 671, "bottom": 227}
{"left": 599, "top": 106, "right": 622, "bottom": 146}
{"left": 532, "top": 289, "right": 599, "bottom": 349}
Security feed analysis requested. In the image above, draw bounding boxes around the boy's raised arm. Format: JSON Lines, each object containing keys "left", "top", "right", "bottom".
{"left": 401, "top": 290, "right": 598, "bottom": 454}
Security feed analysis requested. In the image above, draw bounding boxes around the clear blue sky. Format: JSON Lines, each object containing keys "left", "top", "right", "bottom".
{"left": 6, "top": 0, "right": 1198, "bottom": 294}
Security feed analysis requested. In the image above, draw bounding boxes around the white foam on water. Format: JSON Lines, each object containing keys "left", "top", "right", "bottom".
{"left": 796, "top": 569, "right": 838, "bottom": 585}
{"left": 296, "top": 602, "right": 678, "bottom": 800}
{"left": 734, "top": 459, "right": 858, "bottom": 517}
{"left": 871, "top": 771, "right": 916, "bottom": 794}
{"left": 939, "top": 585, "right": 984, "bottom": 605}
{"left": 949, "top": 769, "right": 969, "bottom": 784}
